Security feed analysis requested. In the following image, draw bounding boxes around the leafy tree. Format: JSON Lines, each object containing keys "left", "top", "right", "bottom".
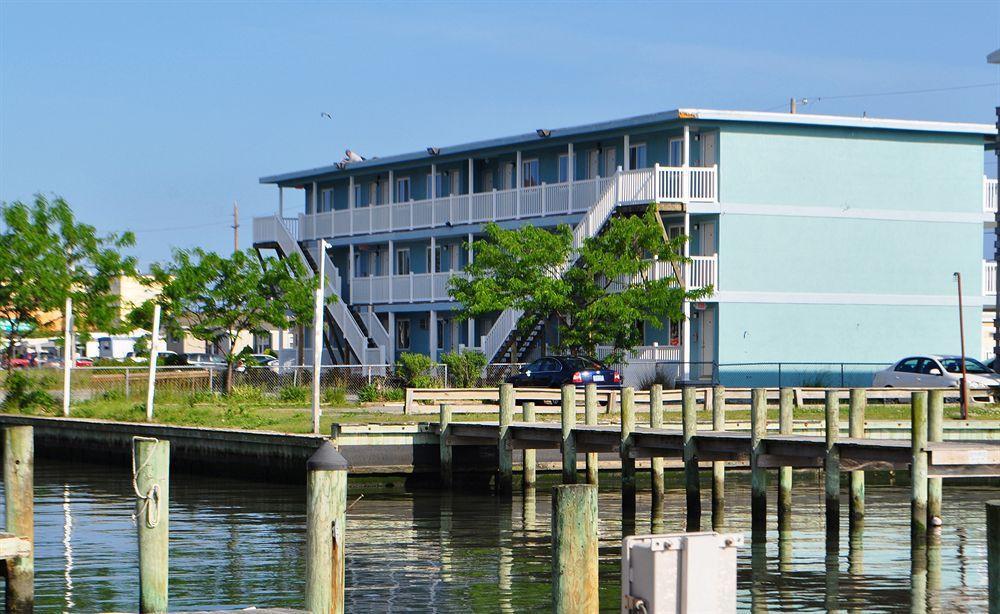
{"left": 449, "top": 205, "right": 711, "bottom": 364}
{"left": 0, "top": 195, "right": 137, "bottom": 370}
{"left": 146, "top": 248, "right": 316, "bottom": 393}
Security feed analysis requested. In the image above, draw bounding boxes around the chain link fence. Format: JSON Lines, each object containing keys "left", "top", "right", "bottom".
{"left": 640, "top": 362, "right": 891, "bottom": 388}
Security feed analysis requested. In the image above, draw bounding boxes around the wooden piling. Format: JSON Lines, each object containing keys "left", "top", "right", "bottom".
{"left": 620, "top": 387, "right": 636, "bottom": 517}
{"left": 497, "top": 383, "right": 514, "bottom": 495}
{"left": 584, "top": 383, "right": 599, "bottom": 485}
{"left": 134, "top": 437, "right": 169, "bottom": 613}
{"left": 561, "top": 385, "right": 577, "bottom": 484}
{"left": 849, "top": 388, "right": 866, "bottom": 526}
{"left": 682, "top": 386, "right": 700, "bottom": 531}
{"left": 928, "top": 389, "right": 944, "bottom": 524}
{"left": 522, "top": 401, "right": 537, "bottom": 489}
{"left": 911, "top": 391, "right": 929, "bottom": 538}
{"left": 305, "top": 441, "right": 349, "bottom": 614}
{"left": 649, "top": 384, "right": 665, "bottom": 504}
{"left": 439, "top": 404, "right": 453, "bottom": 487}
{"left": 825, "top": 390, "right": 840, "bottom": 546}
{"left": 750, "top": 388, "right": 767, "bottom": 538}
{"left": 987, "top": 500, "right": 1000, "bottom": 613}
{"left": 551, "top": 484, "right": 599, "bottom": 614}
{"left": 4, "top": 426, "right": 33, "bottom": 613}
{"left": 778, "top": 387, "right": 793, "bottom": 529}
{"left": 712, "top": 385, "right": 726, "bottom": 529}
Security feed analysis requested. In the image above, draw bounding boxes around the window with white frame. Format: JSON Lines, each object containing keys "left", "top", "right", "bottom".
{"left": 481, "top": 170, "right": 494, "bottom": 192}
{"left": 368, "top": 182, "right": 378, "bottom": 206}
{"left": 668, "top": 139, "right": 683, "bottom": 167}
{"left": 396, "top": 248, "right": 410, "bottom": 275}
{"left": 449, "top": 170, "right": 460, "bottom": 196}
{"left": 503, "top": 163, "right": 514, "bottom": 189}
{"left": 353, "top": 183, "right": 363, "bottom": 207}
{"left": 558, "top": 154, "right": 569, "bottom": 183}
{"left": 587, "top": 150, "right": 599, "bottom": 179}
{"left": 628, "top": 143, "right": 647, "bottom": 170}
{"left": 321, "top": 188, "right": 335, "bottom": 211}
{"left": 437, "top": 319, "right": 446, "bottom": 350}
{"left": 427, "top": 244, "right": 444, "bottom": 273}
{"left": 397, "top": 319, "right": 411, "bottom": 350}
{"left": 396, "top": 177, "right": 411, "bottom": 203}
{"left": 427, "top": 173, "right": 445, "bottom": 199}
{"left": 603, "top": 147, "right": 617, "bottom": 176}
{"left": 521, "top": 159, "right": 540, "bottom": 187}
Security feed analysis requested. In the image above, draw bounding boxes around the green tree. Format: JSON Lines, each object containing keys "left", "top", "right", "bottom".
{"left": 147, "top": 248, "right": 317, "bottom": 393}
{"left": 0, "top": 195, "right": 137, "bottom": 370}
{"left": 449, "top": 205, "right": 710, "bottom": 364}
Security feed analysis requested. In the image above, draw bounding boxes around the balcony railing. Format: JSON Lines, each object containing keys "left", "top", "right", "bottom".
{"left": 986, "top": 260, "right": 996, "bottom": 296}
{"left": 606, "top": 255, "right": 718, "bottom": 294}
{"left": 351, "top": 271, "right": 465, "bottom": 304}
{"left": 255, "top": 165, "right": 718, "bottom": 244}
{"left": 986, "top": 177, "right": 998, "bottom": 214}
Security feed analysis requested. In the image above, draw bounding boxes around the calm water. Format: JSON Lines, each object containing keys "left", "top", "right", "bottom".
{"left": 1, "top": 459, "right": 995, "bottom": 612}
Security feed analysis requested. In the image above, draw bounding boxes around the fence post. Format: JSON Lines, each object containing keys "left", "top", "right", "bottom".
{"left": 551, "top": 484, "right": 599, "bottom": 614}
{"left": 928, "top": 389, "right": 944, "bottom": 525}
{"left": 4, "top": 426, "right": 33, "bottom": 613}
{"left": 497, "top": 383, "right": 514, "bottom": 495}
{"left": 305, "top": 441, "right": 348, "bottom": 614}
{"left": 146, "top": 303, "right": 161, "bottom": 422}
{"left": 523, "top": 401, "right": 536, "bottom": 488}
{"left": 712, "top": 385, "right": 726, "bottom": 529}
{"left": 62, "top": 296, "right": 72, "bottom": 417}
{"left": 561, "top": 384, "right": 577, "bottom": 484}
{"left": 440, "top": 404, "right": 452, "bottom": 487}
{"left": 125, "top": 367, "right": 131, "bottom": 400}
{"left": 849, "top": 388, "right": 866, "bottom": 527}
{"left": 778, "top": 387, "right": 793, "bottom": 529}
{"left": 825, "top": 390, "right": 840, "bottom": 547}
{"left": 750, "top": 388, "right": 767, "bottom": 538}
{"left": 584, "top": 383, "right": 599, "bottom": 485}
{"left": 682, "top": 386, "right": 700, "bottom": 531}
{"left": 911, "top": 391, "right": 929, "bottom": 538}
{"left": 134, "top": 437, "right": 169, "bottom": 613}
{"left": 620, "top": 387, "right": 636, "bottom": 517}
{"left": 650, "top": 384, "right": 665, "bottom": 504}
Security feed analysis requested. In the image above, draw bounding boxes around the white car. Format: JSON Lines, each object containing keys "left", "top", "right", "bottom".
{"left": 872, "top": 355, "right": 1000, "bottom": 390}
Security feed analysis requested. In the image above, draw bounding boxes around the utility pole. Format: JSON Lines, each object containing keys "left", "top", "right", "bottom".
{"left": 955, "top": 272, "right": 969, "bottom": 420}
{"left": 232, "top": 200, "right": 240, "bottom": 253}
{"left": 789, "top": 98, "right": 796, "bottom": 114}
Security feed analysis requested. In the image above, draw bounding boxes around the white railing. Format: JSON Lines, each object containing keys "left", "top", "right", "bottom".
{"left": 607, "top": 255, "right": 718, "bottom": 294}
{"left": 986, "top": 177, "right": 998, "bottom": 214}
{"left": 257, "top": 165, "right": 719, "bottom": 244}
{"left": 986, "top": 260, "right": 997, "bottom": 296}
{"left": 481, "top": 308, "right": 524, "bottom": 363}
{"left": 351, "top": 271, "right": 465, "bottom": 304}
{"left": 596, "top": 344, "right": 683, "bottom": 363}
{"left": 252, "top": 216, "right": 299, "bottom": 246}
{"left": 358, "top": 311, "right": 391, "bottom": 351}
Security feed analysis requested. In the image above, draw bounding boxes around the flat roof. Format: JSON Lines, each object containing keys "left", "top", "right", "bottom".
{"left": 261, "top": 108, "right": 996, "bottom": 185}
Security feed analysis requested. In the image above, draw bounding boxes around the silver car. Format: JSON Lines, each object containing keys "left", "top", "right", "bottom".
{"left": 872, "top": 355, "right": 1000, "bottom": 390}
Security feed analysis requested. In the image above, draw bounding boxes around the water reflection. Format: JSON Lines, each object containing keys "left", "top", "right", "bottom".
{"left": 0, "top": 460, "right": 994, "bottom": 611}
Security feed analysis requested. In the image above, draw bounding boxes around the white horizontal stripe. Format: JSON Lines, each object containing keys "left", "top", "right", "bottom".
{"left": 716, "top": 290, "right": 985, "bottom": 306}
{"left": 718, "top": 202, "right": 985, "bottom": 224}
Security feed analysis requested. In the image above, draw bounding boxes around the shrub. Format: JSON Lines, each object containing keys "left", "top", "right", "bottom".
{"left": 440, "top": 350, "right": 487, "bottom": 388}
{"left": 2, "top": 371, "right": 57, "bottom": 412}
{"left": 396, "top": 352, "right": 434, "bottom": 388}
{"left": 278, "top": 385, "right": 310, "bottom": 403}
{"left": 323, "top": 387, "right": 348, "bottom": 406}
{"left": 358, "top": 383, "right": 380, "bottom": 403}
{"left": 228, "top": 385, "right": 264, "bottom": 404}
{"left": 384, "top": 387, "right": 405, "bottom": 402}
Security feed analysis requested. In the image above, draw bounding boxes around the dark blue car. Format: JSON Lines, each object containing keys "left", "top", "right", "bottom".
{"left": 505, "top": 355, "right": 621, "bottom": 389}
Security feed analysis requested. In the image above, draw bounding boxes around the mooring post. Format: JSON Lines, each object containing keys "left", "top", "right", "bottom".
{"left": 911, "top": 390, "right": 929, "bottom": 538}
{"left": 561, "top": 385, "right": 577, "bottom": 484}
{"left": 824, "top": 390, "right": 840, "bottom": 547}
{"left": 620, "top": 387, "right": 636, "bottom": 517}
{"left": 928, "top": 389, "right": 944, "bottom": 525}
{"left": 305, "top": 441, "right": 349, "bottom": 614}
{"left": 650, "top": 384, "right": 665, "bottom": 504}
{"left": 551, "top": 484, "right": 599, "bottom": 614}
{"left": 4, "top": 426, "right": 34, "bottom": 613}
{"left": 584, "top": 383, "right": 599, "bottom": 485}
{"left": 849, "top": 388, "right": 866, "bottom": 527}
{"left": 712, "top": 385, "right": 726, "bottom": 529}
{"left": 134, "top": 437, "right": 170, "bottom": 613}
{"left": 522, "top": 401, "right": 537, "bottom": 489}
{"left": 750, "top": 388, "right": 767, "bottom": 538}
{"left": 988, "top": 500, "right": 1000, "bottom": 613}
{"left": 682, "top": 386, "right": 700, "bottom": 531}
{"left": 778, "top": 387, "right": 793, "bottom": 530}
{"left": 439, "top": 403, "right": 453, "bottom": 488}
{"left": 497, "top": 383, "right": 514, "bottom": 495}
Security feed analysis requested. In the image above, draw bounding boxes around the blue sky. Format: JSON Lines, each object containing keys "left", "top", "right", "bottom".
{"left": 1, "top": 1, "right": 999, "bottom": 266}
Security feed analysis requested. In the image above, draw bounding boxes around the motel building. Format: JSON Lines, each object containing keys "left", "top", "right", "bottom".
{"left": 253, "top": 108, "right": 997, "bottom": 385}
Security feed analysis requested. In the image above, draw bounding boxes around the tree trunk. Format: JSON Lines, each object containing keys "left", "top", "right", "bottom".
{"left": 226, "top": 359, "right": 234, "bottom": 395}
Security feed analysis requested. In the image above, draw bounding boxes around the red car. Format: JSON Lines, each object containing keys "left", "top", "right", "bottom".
{"left": 3, "top": 356, "right": 35, "bottom": 369}
{"left": 74, "top": 358, "right": 94, "bottom": 367}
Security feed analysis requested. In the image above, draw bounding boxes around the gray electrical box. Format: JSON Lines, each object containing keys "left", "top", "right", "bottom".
{"left": 621, "top": 531, "right": 743, "bottom": 613}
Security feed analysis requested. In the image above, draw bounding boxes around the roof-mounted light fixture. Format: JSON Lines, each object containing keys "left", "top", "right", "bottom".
{"left": 536, "top": 129, "right": 551, "bottom": 138}
{"left": 427, "top": 147, "right": 441, "bottom": 156}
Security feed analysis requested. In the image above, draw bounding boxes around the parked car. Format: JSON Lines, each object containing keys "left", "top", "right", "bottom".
{"left": 872, "top": 355, "right": 1000, "bottom": 390}
{"left": 505, "top": 355, "right": 621, "bottom": 389}
{"left": 2, "top": 355, "right": 35, "bottom": 369}
{"left": 247, "top": 353, "right": 278, "bottom": 367}
{"left": 74, "top": 357, "right": 94, "bottom": 367}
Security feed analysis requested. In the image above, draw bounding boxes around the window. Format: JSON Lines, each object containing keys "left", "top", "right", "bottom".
{"left": 481, "top": 170, "right": 494, "bottom": 192}
{"left": 353, "top": 183, "right": 363, "bottom": 207}
{"left": 536, "top": 358, "right": 560, "bottom": 372}
{"left": 587, "top": 150, "right": 599, "bottom": 179}
{"left": 603, "top": 147, "right": 617, "bottom": 176}
{"left": 919, "top": 359, "right": 943, "bottom": 375}
{"left": 940, "top": 357, "right": 990, "bottom": 374}
{"left": 669, "top": 320, "right": 681, "bottom": 346}
{"left": 503, "top": 163, "right": 514, "bottom": 189}
{"left": 629, "top": 143, "right": 647, "bottom": 170}
{"left": 449, "top": 170, "right": 461, "bottom": 196}
{"left": 669, "top": 139, "right": 683, "bottom": 167}
{"left": 396, "top": 177, "right": 411, "bottom": 203}
{"left": 558, "top": 154, "right": 570, "bottom": 183}
{"left": 521, "top": 159, "right": 540, "bottom": 187}
{"left": 321, "top": 188, "right": 335, "bottom": 212}
{"left": 395, "top": 248, "right": 411, "bottom": 275}
{"left": 427, "top": 173, "right": 445, "bottom": 199}
{"left": 396, "top": 320, "right": 411, "bottom": 350}
{"left": 368, "top": 183, "right": 378, "bottom": 207}
{"left": 427, "top": 245, "right": 444, "bottom": 273}
{"left": 437, "top": 319, "right": 445, "bottom": 350}
{"left": 895, "top": 358, "right": 921, "bottom": 373}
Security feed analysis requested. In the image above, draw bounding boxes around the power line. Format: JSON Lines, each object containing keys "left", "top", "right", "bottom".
{"left": 761, "top": 81, "right": 1000, "bottom": 112}
{"left": 111, "top": 220, "right": 232, "bottom": 234}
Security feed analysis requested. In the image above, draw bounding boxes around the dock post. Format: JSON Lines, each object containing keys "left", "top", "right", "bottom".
{"left": 824, "top": 390, "right": 840, "bottom": 547}
{"left": 551, "top": 484, "right": 599, "bottom": 614}
{"left": 928, "top": 389, "right": 944, "bottom": 525}
{"left": 988, "top": 500, "right": 1000, "bottom": 613}
{"left": 682, "top": 386, "right": 700, "bottom": 531}
{"left": 522, "top": 401, "right": 537, "bottom": 489}
{"left": 134, "top": 437, "right": 169, "bottom": 613}
{"left": 911, "top": 391, "right": 929, "bottom": 538}
{"left": 778, "top": 387, "right": 793, "bottom": 530}
{"left": 712, "top": 385, "right": 726, "bottom": 529}
{"left": 497, "top": 383, "right": 514, "bottom": 495}
{"left": 561, "top": 384, "right": 577, "bottom": 484}
{"left": 584, "top": 383, "right": 599, "bottom": 485}
{"left": 4, "top": 426, "right": 33, "bottom": 613}
{"left": 439, "top": 404, "right": 453, "bottom": 487}
{"left": 305, "top": 441, "right": 349, "bottom": 614}
{"left": 620, "top": 387, "right": 636, "bottom": 518}
{"left": 750, "top": 388, "right": 767, "bottom": 539}
{"left": 849, "top": 388, "right": 866, "bottom": 527}
{"left": 650, "top": 384, "right": 665, "bottom": 504}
